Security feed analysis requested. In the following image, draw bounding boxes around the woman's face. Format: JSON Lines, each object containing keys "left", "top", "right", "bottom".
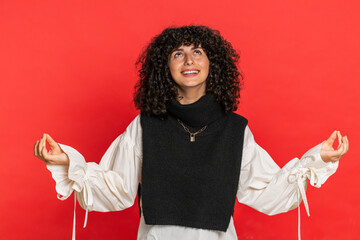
{"left": 168, "top": 44, "right": 209, "bottom": 94}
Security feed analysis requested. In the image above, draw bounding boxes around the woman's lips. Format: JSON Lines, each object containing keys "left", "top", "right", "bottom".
{"left": 182, "top": 72, "right": 199, "bottom": 77}
{"left": 181, "top": 70, "right": 200, "bottom": 77}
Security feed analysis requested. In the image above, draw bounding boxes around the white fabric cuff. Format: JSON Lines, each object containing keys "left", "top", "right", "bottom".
{"left": 46, "top": 143, "right": 87, "bottom": 199}
{"left": 299, "top": 141, "right": 339, "bottom": 188}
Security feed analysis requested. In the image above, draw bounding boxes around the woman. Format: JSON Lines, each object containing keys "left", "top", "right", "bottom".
{"left": 34, "top": 25, "right": 348, "bottom": 240}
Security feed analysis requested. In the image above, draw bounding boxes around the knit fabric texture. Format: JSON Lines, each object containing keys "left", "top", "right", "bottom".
{"left": 140, "top": 93, "right": 248, "bottom": 232}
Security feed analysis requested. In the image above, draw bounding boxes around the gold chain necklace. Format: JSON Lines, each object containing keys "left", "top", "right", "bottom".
{"left": 177, "top": 118, "right": 207, "bottom": 142}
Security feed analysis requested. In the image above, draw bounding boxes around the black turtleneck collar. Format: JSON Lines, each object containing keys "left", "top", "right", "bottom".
{"left": 166, "top": 92, "right": 226, "bottom": 127}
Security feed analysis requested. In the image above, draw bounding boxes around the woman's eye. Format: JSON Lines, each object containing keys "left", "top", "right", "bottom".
{"left": 174, "top": 52, "right": 182, "bottom": 58}
{"left": 194, "top": 50, "right": 201, "bottom": 55}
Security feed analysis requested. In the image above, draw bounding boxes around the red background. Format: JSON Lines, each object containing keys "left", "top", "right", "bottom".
{"left": 0, "top": 0, "right": 359, "bottom": 239}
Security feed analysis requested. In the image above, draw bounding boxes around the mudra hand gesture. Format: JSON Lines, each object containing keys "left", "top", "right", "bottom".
{"left": 34, "top": 133, "right": 70, "bottom": 165}
{"left": 320, "top": 130, "right": 349, "bottom": 162}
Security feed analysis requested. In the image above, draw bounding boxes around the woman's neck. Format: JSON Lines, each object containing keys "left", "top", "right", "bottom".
{"left": 177, "top": 87, "right": 206, "bottom": 105}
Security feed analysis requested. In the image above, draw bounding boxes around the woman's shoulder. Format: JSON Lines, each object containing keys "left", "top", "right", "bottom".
{"left": 121, "top": 114, "right": 142, "bottom": 142}
{"left": 126, "top": 113, "right": 141, "bottom": 129}
{"left": 228, "top": 112, "right": 248, "bottom": 125}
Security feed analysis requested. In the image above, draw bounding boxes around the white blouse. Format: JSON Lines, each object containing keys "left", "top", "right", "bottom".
{"left": 46, "top": 114, "right": 339, "bottom": 240}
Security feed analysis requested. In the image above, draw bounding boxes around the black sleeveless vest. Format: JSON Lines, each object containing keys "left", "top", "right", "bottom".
{"left": 140, "top": 93, "right": 248, "bottom": 232}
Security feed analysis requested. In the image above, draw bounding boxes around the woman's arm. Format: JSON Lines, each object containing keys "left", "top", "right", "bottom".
{"left": 237, "top": 126, "right": 343, "bottom": 215}
{"left": 44, "top": 114, "right": 143, "bottom": 212}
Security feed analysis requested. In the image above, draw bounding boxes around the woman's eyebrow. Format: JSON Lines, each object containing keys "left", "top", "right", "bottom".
{"left": 173, "top": 46, "right": 203, "bottom": 52}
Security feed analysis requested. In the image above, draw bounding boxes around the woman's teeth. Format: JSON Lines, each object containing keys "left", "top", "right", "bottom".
{"left": 182, "top": 70, "right": 199, "bottom": 75}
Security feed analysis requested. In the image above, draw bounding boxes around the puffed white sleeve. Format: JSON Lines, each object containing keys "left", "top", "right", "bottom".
{"left": 237, "top": 125, "right": 339, "bottom": 216}
{"left": 46, "top": 114, "right": 143, "bottom": 213}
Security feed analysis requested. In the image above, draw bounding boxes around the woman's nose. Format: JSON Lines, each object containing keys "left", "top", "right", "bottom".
{"left": 184, "top": 54, "right": 194, "bottom": 65}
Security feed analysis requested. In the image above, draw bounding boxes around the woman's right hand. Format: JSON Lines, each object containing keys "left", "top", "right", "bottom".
{"left": 34, "top": 133, "right": 70, "bottom": 165}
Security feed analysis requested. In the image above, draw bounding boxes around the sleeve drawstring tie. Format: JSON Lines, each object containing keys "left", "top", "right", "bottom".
{"left": 70, "top": 172, "right": 93, "bottom": 240}
{"left": 288, "top": 168, "right": 310, "bottom": 240}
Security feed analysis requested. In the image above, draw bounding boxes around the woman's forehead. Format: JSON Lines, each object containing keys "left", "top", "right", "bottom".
{"left": 175, "top": 44, "right": 202, "bottom": 49}
{"left": 171, "top": 43, "right": 203, "bottom": 52}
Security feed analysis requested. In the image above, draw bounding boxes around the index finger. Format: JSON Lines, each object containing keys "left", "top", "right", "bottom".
{"left": 337, "top": 131, "right": 343, "bottom": 146}
{"left": 327, "top": 130, "right": 338, "bottom": 146}
{"left": 45, "top": 133, "right": 58, "bottom": 148}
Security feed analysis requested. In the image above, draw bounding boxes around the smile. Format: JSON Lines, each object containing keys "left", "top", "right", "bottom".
{"left": 181, "top": 70, "right": 200, "bottom": 75}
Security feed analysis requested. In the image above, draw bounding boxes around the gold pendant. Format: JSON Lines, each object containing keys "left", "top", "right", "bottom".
{"left": 190, "top": 134, "right": 195, "bottom": 142}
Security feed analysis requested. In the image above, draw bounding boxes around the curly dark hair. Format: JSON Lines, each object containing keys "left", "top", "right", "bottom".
{"left": 133, "top": 25, "right": 243, "bottom": 118}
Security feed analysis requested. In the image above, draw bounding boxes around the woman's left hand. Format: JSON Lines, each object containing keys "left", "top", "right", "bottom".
{"left": 320, "top": 130, "right": 349, "bottom": 162}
